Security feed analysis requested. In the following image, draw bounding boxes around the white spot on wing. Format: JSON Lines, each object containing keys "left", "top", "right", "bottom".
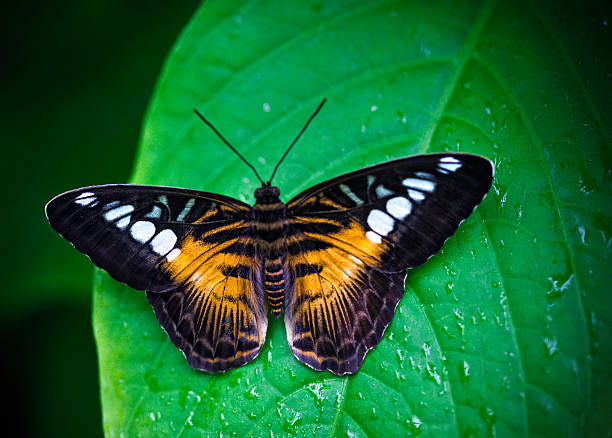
{"left": 367, "top": 209, "right": 395, "bottom": 236}
{"left": 339, "top": 184, "right": 363, "bottom": 205}
{"left": 366, "top": 231, "right": 382, "bottom": 243}
{"left": 103, "top": 201, "right": 120, "bottom": 210}
{"left": 104, "top": 205, "right": 135, "bottom": 222}
{"left": 440, "top": 157, "right": 461, "bottom": 172}
{"left": 176, "top": 198, "right": 195, "bottom": 221}
{"left": 402, "top": 178, "right": 435, "bottom": 192}
{"left": 440, "top": 163, "right": 461, "bottom": 172}
{"left": 407, "top": 189, "right": 426, "bottom": 201}
{"left": 439, "top": 156, "right": 462, "bottom": 172}
{"left": 158, "top": 195, "right": 169, "bottom": 207}
{"left": 144, "top": 205, "right": 162, "bottom": 219}
{"left": 130, "top": 221, "right": 155, "bottom": 243}
{"left": 386, "top": 196, "right": 412, "bottom": 220}
{"left": 150, "top": 229, "right": 178, "bottom": 255}
{"left": 75, "top": 192, "right": 96, "bottom": 206}
{"left": 349, "top": 255, "right": 363, "bottom": 265}
{"left": 440, "top": 156, "right": 461, "bottom": 164}
{"left": 375, "top": 185, "right": 393, "bottom": 199}
{"left": 115, "top": 216, "right": 131, "bottom": 229}
{"left": 166, "top": 248, "right": 181, "bottom": 262}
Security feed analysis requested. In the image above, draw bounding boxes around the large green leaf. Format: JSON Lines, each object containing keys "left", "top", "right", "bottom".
{"left": 93, "top": 0, "right": 611, "bottom": 436}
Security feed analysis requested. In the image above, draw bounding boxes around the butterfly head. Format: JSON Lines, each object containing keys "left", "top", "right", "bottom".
{"left": 254, "top": 184, "right": 281, "bottom": 205}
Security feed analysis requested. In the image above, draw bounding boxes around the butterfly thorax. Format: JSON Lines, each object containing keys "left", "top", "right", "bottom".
{"left": 252, "top": 185, "right": 289, "bottom": 318}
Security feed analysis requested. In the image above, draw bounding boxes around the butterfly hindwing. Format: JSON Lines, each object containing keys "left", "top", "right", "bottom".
{"left": 284, "top": 153, "right": 493, "bottom": 374}
{"left": 147, "top": 232, "right": 267, "bottom": 372}
{"left": 46, "top": 184, "right": 268, "bottom": 372}
{"left": 284, "top": 242, "right": 405, "bottom": 375}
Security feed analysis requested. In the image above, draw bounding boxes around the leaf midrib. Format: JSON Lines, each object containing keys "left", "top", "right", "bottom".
{"left": 328, "top": 377, "right": 348, "bottom": 437}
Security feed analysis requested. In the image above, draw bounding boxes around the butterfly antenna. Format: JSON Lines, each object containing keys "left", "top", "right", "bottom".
{"left": 267, "top": 97, "right": 327, "bottom": 184}
{"left": 193, "top": 108, "right": 265, "bottom": 185}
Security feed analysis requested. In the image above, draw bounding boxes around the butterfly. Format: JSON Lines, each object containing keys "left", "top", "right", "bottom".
{"left": 46, "top": 99, "right": 493, "bottom": 375}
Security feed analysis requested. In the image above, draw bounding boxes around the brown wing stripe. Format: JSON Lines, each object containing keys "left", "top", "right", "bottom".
{"left": 292, "top": 262, "right": 323, "bottom": 278}
{"left": 287, "top": 237, "right": 332, "bottom": 255}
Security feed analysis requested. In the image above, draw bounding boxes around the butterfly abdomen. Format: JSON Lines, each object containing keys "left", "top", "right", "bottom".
{"left": 252, "top": 189, "right": 290, "bottom": 318}
{"left": 263, "top": 256, "right": 287, "bottom": 317}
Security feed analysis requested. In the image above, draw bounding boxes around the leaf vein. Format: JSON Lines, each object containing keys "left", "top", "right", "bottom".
{"left": 473, "top": 210, "right": 530, "bottom": 435}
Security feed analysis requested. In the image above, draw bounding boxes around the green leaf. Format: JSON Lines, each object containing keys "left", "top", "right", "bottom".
{"left": 93, "top": 0, "right": 611, "bottom": 436}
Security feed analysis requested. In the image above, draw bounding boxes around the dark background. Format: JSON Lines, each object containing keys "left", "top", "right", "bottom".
{"left": 1, "top": 1, "right": 199, "bottom": 436}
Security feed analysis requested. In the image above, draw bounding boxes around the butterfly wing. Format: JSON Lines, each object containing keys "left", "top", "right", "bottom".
{"left": 46, "top": 184, "right": 267, "bottom": 371}
{"left": 145, "top": 230, "right": 266, "bottom": 372}
{"left": 284, "top": 153, "right": 494, "bottom": 374}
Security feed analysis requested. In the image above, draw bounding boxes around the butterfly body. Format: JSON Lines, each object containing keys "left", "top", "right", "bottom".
{"left": 47, "top": 152, "right": 493, "bottom": 375}
{"left": 252, "top": 185, "right": 290, "bottom": 317}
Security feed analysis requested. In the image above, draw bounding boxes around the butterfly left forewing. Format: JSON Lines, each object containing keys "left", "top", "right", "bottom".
{"left": 46, "top": 184, "right": 268, "bottom": 372}
{"left": 45, "top": 184, "right": 252, "bottom": 291}
{"left": 284, "top": 153, "right": 493, "bottom": 374}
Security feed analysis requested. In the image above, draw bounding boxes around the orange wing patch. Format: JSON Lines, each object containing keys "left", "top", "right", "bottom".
{"left": 148, "top": 230, "right": 267, "bottom": 372}
{"left": 284, "top": 217, "right": 404, "bottom": 375}
{"left": 292, "top": 218, "right": 389, "bottom": 267}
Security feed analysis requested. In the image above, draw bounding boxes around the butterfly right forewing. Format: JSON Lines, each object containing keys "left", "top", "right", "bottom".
{"left": 288, "top": 153, "right": 494, "bottom": 271}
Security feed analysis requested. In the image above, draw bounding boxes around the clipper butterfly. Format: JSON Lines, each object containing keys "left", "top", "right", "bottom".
{"left": 46, "top": 99, "right": 493, "bottom": 375}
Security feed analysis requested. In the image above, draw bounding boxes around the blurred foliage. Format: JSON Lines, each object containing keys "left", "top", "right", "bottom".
{"left": 1, "top": 0, "right": 198, "bottom": 436}
{"left": 94, "top": 0, "right": 611, "bottom": 437}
